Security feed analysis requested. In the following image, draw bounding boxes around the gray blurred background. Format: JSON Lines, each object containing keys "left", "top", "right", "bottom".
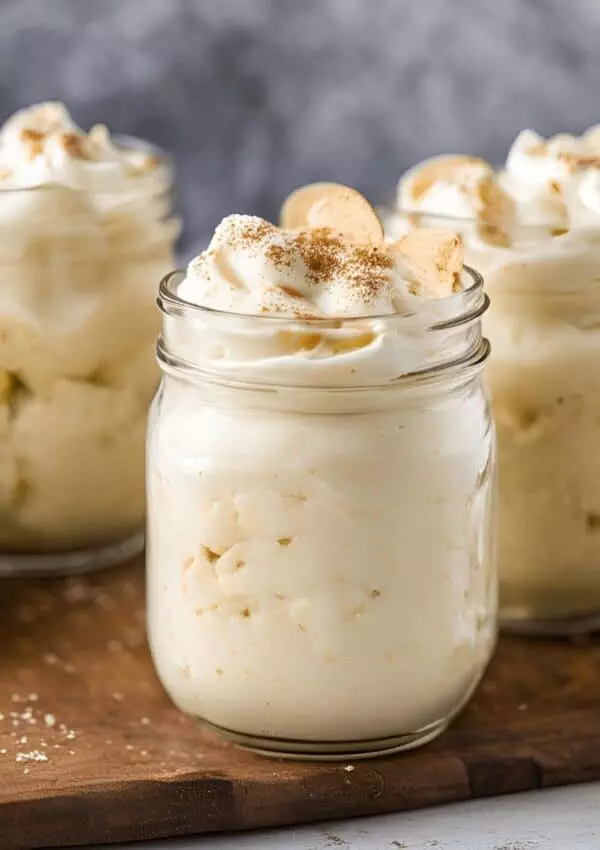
{"left": 1, "top": 0, "right": 599, "bottom": 253}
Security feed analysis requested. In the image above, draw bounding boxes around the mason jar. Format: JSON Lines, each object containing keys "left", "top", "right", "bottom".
{"left": 146, "top": 267, "right": 497, "bottom": 760}
{"left": 0, "top": 137, "right": 178, "bottom": 576}
{"left": 385, "top": 209, "right": 600, "bottom": 635}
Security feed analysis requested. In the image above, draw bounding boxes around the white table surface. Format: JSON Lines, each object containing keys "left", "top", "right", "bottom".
{"left": 104, "top": 783, "right": 600, "bottom": 849}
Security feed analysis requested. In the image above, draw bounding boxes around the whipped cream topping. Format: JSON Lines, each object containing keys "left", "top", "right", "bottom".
{"left": 393, "top": 129, "right": 600, "bottom": 623}
{"left": 396, "top": 126, "right": 600, "bottom": 240}
{"left": 500, "top": 128, "right": 600, "bottom": 228}
{"left": 0, "top": 103, "right": 177, "bottom": 554}
{"left": 0, "top": 102, "right": 163, "bottom": 192}
{"left": 179, "top": 214, "right": 468, "bottom": 317}
{"left": 399, "top": 155, "right": 497, "bottom": 216}
{"left": 167, "top": 213, "right": 479, "bottom": 387}
{"left": 397, "top": 155, "right": 516, "bottom": 247}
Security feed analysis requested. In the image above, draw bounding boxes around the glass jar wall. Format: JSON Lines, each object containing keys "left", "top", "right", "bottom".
{"left": 0, "top": 138, "right": 178, "bottom": 575}
{"left": 385, "top": 209, "right": 600, "bottom": 635}
{"left": 146, "top": 269, "right": 497, "bottom": 759}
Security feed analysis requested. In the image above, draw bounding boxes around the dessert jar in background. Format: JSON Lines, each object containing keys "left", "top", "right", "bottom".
{"left": 481, "top": 238, "right": 600, "bottom": 632}
{"left": 0, "top": 103, "right": 179, "bottom": 576}
{"left": 386, "top": 128, "right": 600, "bottom": 634}
{"left": 147, "top": 198, "right": 497, "bottom": 760}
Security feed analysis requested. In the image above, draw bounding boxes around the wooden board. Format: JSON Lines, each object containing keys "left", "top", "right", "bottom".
{"left": 1, "top": 561, "right": 600, "bottom": 850}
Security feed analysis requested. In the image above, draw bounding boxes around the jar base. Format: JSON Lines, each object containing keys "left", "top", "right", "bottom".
{"left": 0, "top": 530, "right": 145, "bottom": 578}
{"left": 200, "top": 716, "right": 450, "bottom": 761}
{"left": 500, "top": 608, "right": 600, "bottom": 638}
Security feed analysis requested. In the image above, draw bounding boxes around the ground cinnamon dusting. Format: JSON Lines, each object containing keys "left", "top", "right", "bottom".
{"left": 574, "top": 155, "right": 600, "bottom": 169}
{"left": 216, "top": 218, "right": 276, "bottom": 258}
{"left": 557, "top": 152, "right": 600, "bottom": 170}
{"left": 60, "top": 132, "right": 90, "bottom": 159}
{"left": 349, "top": 244, "right": 394, "bottom": 296}
{"left": 20, "top": 129, "right": 44, "bottom": 144}
{"left": 265, "top": 243, "right": 293, "bottom": 267}
{"left": 238, "top": 219, "right": 272, "bottom": 245}
{"left": 527, "top": 141, "right": 548, "bottom": 156}
{"left": 294, "top": 227, "right": 344, "bottom": 281}
{"left": 20, "top": 128, "right": 45, "bottom": 158}
{"left": 293, "top": 227, "right": 393, "bottom": 304}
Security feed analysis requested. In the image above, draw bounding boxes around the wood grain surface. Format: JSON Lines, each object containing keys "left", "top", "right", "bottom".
{"left": 0, "top": 560, "right": 599, "bottom": 849}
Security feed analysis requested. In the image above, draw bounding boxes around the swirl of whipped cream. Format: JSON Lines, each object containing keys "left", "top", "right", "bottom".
{"left": 166, "top": 210, "right": 482, "bottom": 388}
{"left": 399, "top": 155, "right": 492, "bottom": 217}
{"left": 0, "top": 102, "right": 179, "bottom": 384}
{"left": 396, "top": 127, "right": 600, "bottom": 239}
{"left": 179, "top": 214, "right": 468, "bottom": 316}
{"left": 396, "top": 155, "right": 516, "bottom": 248}
{"left": 499, "top": 130, "right": 581, "bottom": 227}
{"left": 0, "top": 102, "right": 178, "bottom": 299}
{"left": 0, "top": 102, "right": 165, "bottom": 192}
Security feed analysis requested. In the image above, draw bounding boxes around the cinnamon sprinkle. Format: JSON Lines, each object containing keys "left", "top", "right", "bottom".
{"left": 238, "top": 219, "right": 272, "bottom": 245}
{"left": 557, "top": 151, "right": 600, "bottom": 170}
{"left": 292, "top": 227, "right": 393, "bottom": 305}
{"left": 20, "top": 128, "right": 45, "bottom": 159}
{"left": 573, "top": 155, "right": 600, "bottom": 169}
{"left": 294, "top": 227, "right": 345, "bottom": 281}
{"left": 265, "top": 243, "right": 293, "bottom": 267}
{"left": 527, "top": 141, "right": 548, "bottom": 156}
{"left": 222, "top": 218, "right": 393, "bottom": 307}
{"left": 59, "top": 132, "right": 90, "bottom": 159}
{"left": 20, "top": 129, "right": 45, "bottom": 144}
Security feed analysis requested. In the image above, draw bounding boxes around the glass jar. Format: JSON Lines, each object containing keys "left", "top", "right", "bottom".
{"left": 0, "top": 137, "right": 178, "bottom": 576}
{"left": 146, "top": 268, "right": 497, "bottom": 760}
{"left": 385, "top": 209, "right": 600, "bottom": 635}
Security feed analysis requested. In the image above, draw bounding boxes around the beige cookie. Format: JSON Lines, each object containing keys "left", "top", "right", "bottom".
{"left": 392, "top": 228, "right": 464, "bottom": 298}
{"left": 406, "top": 155, "right": 491, "bottom": 204}
{"left": 0, "top": 371, "right": 11, "bottom": 403}
{"left": 280, "top": 183, "right": 383, "bottom": 243}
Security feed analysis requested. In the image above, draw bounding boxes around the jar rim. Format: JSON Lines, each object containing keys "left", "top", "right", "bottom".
{"left": 0, "top": 134, "right": 173, "bottom": 196}
{"left": 157, "top": 333, "right": 491, "bottom": 396}
{"left": 388, "top": 206, "right": 577, "bottom": 237}
{"left": 157, "top": 264, "right": 487, "bottom": 332}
